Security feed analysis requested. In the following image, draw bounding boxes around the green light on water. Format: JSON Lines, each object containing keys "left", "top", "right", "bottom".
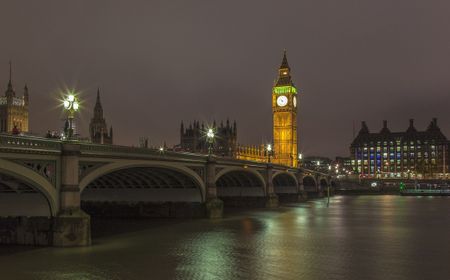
{"left": 273, "top": 86, "right": 297, "bottom": 94}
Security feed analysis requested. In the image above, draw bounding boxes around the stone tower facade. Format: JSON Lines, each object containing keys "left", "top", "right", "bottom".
{"left": 89, "top": 89, "right": 113, "bottom": 145}
{"left": 0, "top": 62, "right": 29, "bottom": 134}
{"left": 272, "top": 51, "right": 298, "bottom": 167}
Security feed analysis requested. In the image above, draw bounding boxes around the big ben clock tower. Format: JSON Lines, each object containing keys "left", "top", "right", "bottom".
{"left": 272, "top": 51, "right": 298, "bottom": 167}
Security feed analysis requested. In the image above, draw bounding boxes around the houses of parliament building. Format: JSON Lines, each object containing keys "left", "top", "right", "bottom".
{"left": 0, "top": 63, "right": 29, "bottom": 134}
{"left": 179, "top": 51, "right": 300, "bottom": 167}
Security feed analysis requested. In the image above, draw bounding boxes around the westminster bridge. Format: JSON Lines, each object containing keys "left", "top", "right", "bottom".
{"left": 0, "top": 135, "right": 334, "bottom": 246}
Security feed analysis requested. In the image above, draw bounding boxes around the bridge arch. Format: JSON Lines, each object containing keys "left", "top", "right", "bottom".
{"left": 79, "top": 161, "right": 206, "bottom": 202}
{"left": 272, "top": 172, "right": 298, "bottom": 194}
{"left": 215, "top": 167, "right": 266, "bottom": 197}
{"left": 0, "top": 159, "right": 57, "bottom": 216}
{"left": 330, "top": 180, "right": 337, "bottom": 189}
{"left": 303, "top": 175, "right": 317, "bottom": 191}
{"left": 319, "top": 178, "right": 329, "bottom": 189}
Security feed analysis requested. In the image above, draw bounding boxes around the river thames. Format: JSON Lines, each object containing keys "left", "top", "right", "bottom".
{"left": 1, "top": 195, "right": 449, "bottom": 280}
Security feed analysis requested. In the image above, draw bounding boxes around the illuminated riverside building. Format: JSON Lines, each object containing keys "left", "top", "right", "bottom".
{"left": 351, "top": 119, "right": 449, "bottom": 179}
{"left": 178, "top": 51, "right": 300, "bottom": 167}
{"left": 0, "top": 63, "right": 29, "bottom": 134}
{"left": 272, "top": 51, "right": 298, "bottom": 167}
{"left": 179, "top": 120, "right": 237, "bottom": 157}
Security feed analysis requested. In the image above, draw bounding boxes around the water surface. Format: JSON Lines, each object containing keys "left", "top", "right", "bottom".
{"left": 1, "top": 196, "right": 449, "bottom": 280}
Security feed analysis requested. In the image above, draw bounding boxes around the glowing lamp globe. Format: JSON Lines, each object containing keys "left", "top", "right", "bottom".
{"left": 207, "top": 129, "right": 214, "bottom": 139}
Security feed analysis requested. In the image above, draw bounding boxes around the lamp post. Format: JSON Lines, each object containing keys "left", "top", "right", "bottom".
{"left": 266, "top": 144, "right": 273, "bottom": 163}
{"left": 298, "top": 153, "right": 303, "bottom": 167}
{"left": 62, "top": 93, "right": 79, "bottom": 140}
{"left": 206, "top": 128, "right": 215, "bottom": 155}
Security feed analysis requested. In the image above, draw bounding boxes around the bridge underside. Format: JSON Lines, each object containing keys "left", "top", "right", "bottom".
{"left": 216, "top": 170, "right": 266, "bottom": 207}
{"left": 216, "top": 170, "right": 265, "bottom": 197}
{"left": 303, "top": 176, "right": 318, "bottom": 192}
{"left": 0, "top": 174, "right": 51, "bottom": 217}
{"left": 273, "top": 173, "right": 299, "bottom": 202}
{"left": 82, "top": 167, "right": 203, "bottom": 202}
{"left": 81, "top": 167, "right": 205, "bottom": 218}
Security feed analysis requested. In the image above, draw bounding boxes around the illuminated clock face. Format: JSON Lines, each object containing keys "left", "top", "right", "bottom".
{"left": 277, "top": 95, "right": 288, "bottom": 107}
{"left": 293, "top": 96, "right": 297, "bottom": 108}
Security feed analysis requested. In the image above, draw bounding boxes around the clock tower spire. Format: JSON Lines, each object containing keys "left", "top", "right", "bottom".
{"left": 272, "top": 50, "right": 298, "bottom": 167}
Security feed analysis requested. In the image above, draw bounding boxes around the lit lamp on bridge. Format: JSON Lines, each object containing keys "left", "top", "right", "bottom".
{"left": 265, "top": 144, "right": 273, "bottom": 163}
{"left": 62, "top": 92, "right": 80, "bottom": 140}
{"left": 206, "top": 128, "right": 215, "bottom": 155}
{"left": 298, "top": 153, "right": 303, "bottom": 167}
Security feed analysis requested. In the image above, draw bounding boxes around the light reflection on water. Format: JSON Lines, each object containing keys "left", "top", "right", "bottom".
{"left": 1, "top": 196, "right": 449, "bottom": 280}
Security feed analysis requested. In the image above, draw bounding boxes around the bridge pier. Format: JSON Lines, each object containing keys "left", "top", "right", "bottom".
{"left": 265, "top": 164, "right": 279, "bottom": 208}
{"left": 297, "top": 172, "right": 308, "bottom": 201}
{"left": 205, "top": 156, "right": 223, "bottom": 218}
{"left": 53, "top": 144, "right": 91, "bottom": 247}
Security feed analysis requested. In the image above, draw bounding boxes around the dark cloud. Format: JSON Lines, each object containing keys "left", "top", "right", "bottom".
{"left": 1, "top": 0, "right": 449, "bottom": 157}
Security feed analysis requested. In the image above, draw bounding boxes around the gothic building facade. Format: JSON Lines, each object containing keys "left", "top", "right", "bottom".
{"left": 89, "top": 89, "right": 113, "bottom": 144}
{"left": 179, "top": 120, "right": 237, "bottom": 157}
{"left": 0, "top": 63, "right": 29, "bottom": 134}
{"left": 351, "top": 119, "right": 449, "bottom": 178}
{"left": 178, "top": 51, "right": 301, "bottom": 167}
{"left": 271, "top": 51, "right": 298, "bottom": 167}
{"left": 236, "top": 51, "right": 300, "bottom": 166}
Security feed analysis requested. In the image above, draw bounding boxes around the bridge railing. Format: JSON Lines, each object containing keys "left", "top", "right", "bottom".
{"left": 78, "top": 142, "right": 209, "bottom": 161}
{"left": 0, "top": 134, "right": 62, "bottom": 152}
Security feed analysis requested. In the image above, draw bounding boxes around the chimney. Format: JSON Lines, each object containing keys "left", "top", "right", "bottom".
{"left": 383, "top": 120, "right": 387, "bottom": 128}
{"left": 409, "top": 119, "right": 414, "bottom": 127}
{"left": 433, "top": 117, "right": 437, "bottom": 126}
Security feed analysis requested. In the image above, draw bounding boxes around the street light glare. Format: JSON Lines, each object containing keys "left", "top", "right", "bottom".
{"left": 207, "top": 128, "right": 214, "bottom": 139}
{"left": 68, "top": 94, "right": 75, "bottom": 102}
{"left": 63, "top": 100, "right": 70, "bottom": 109}
{"left": 267, "top": 144, "right": 272, "bottom": 152}
{"left": 73, "top": 102, "right": 79, "bottom": 111}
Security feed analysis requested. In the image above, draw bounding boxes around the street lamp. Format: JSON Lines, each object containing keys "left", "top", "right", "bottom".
{"left": 266, "top": 144, "right": 273, "bottom": 163}
{"left": 62, "top": 92, "right": 80, "bottom": 140}
{"left": 298, "top": 153, "right": 303, "bottom": 167}
{"left": 206, "top": 128, "right": 215, "bottom": 155}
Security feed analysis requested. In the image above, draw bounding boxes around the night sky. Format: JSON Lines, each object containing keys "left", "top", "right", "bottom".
{"left": 1, "top": 0, "right": 449, "bottom": 158}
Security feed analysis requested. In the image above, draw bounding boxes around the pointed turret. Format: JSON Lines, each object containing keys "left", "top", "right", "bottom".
{"left": 90, "top": 88, "right": 113, "bottom": 145}
{"left": 275, "top": 50, "right": 294, "bottom": 87}
{"left": 94, "top": 88, "right": 104, "bottom": 119}
{"left": 280, "top": 49, "right": 290, "bottom": 69}
{"left": 5, "top": 61, "right": 15, "bottom": 98}
{"left": 23, "top": 84, "right": 29, "bottom": 106}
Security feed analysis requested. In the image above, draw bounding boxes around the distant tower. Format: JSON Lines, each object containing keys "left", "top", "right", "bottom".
{"left": 272, "top": 51, "right": 298, "bottom": 167}
{"left": 0, "top": 62, "right": 29, "bottom": 133}
{"left": 89, "top": 88, "right": 113, "bottom": 144}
